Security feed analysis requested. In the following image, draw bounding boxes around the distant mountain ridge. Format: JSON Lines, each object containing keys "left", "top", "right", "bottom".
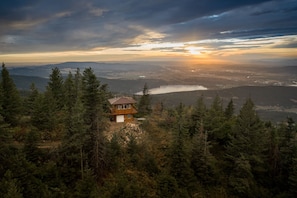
{"left": 8, "top": 61, "right": 163, "bottom": 78}
{"left": 8, "top": 61, "right": 167, "bottom": 92}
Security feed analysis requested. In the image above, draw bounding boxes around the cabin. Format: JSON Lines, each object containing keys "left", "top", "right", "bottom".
{"left": 108, "top": 97, "right": 138, "bottom": 123}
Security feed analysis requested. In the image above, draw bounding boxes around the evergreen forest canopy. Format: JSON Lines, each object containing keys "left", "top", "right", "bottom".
{"left": 0, "top": 63, "right": 297, "bottom": 197}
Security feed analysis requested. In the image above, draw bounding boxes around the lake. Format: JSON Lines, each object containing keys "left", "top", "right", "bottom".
{"left": 135, "top": 85, "right": 208, "bottom": 95}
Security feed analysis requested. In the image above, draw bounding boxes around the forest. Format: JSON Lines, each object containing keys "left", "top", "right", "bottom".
{"left": 0, "top": 63, "right": 297, "bottom": 198}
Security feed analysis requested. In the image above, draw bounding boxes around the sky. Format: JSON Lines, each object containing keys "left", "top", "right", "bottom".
{"left": 0, "top": 0, "right": 297, "bottom": 65}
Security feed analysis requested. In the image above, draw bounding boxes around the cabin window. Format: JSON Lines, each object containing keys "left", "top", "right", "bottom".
{"left": 117, "top": 104, "right": 131, "bottom": 110}
{"left": 124, "top": 104, "right": 131, "bottom": 109}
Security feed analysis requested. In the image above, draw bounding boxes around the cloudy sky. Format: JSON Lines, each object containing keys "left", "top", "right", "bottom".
{"left": 1, "top": 0, "right": 297, "bottom": 65}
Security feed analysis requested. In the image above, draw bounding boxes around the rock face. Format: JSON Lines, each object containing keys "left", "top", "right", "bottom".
{"left": 105, "top": 122, "right": 144, "bottom": 145}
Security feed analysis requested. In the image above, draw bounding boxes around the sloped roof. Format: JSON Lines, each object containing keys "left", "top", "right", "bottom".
{"left": 108, "top": 97, "right": 136, "bottom": 105}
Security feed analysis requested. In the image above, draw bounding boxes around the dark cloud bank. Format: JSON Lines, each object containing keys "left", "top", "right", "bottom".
{"left": 0, "top": 0, "right": 296, "bottom": 54}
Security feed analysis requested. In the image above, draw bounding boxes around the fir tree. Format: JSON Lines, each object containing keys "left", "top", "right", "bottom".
{"left": 82, "top": 68, "right": 103, "bottom": 131}
{"left": 0, "top": 63, "right": 21, "bottom": 126}
{"left": 64, "top": 72, "right": 76, "bottom": 114}
{"left": 0, "top": 170, "right": 23, "bottom": 198}
{"left": 46, "top": 67, "right": 64, "bottom": 110}
{"left": 191, "top": 129, "right": 217, "bottom": 186}
{"left": 261, "top": 123, "right": 281, "bottom": 192}
{"left": 225, "top": 98, "right": 265, "bottom": 196}
{"left": 137, "top": 83, "right": 152, "bottom": 117}
{"left": 157, "top": 173, "right": 178, "bottom": 197}
{"left": 23, "top": 129, "right": 41, "bottom": 164}
{"left": 278, "top": 117, "right": 297, "bottom": 194}
{"left": 74, "top": 68, "right": 82, "bottom": 98}
{"left": 25, "top": 83, "right": 39, "bottom": 117}
{"left": 63, "top": 71, "right": 79, "bottom": 134}
{"left": 225, "top": 99, "right": 234, "bottom": 120}
{"left": 189, "top": 96, "right": 206, "bottom": 137}
{"left": 106, "top": 134, "right": 123, "bottom": 171}
{"left": 31, "top": 92, "right": 55, "bottom": 133}
{"left": 81, "top": 68, "right": 109, "bottom": 180}
{"left": 168, "top": 105, "right": 196, "bottom": 192}
{"left": 74, "top": 168, "right": 99, "bottom": 198}
{"left": 205, "top": 94, "right": 225, "bottom": 142}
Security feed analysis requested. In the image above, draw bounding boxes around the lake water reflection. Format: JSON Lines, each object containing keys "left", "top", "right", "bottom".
{"left": 136, "top": 85, "right": 208, "bottom": 95}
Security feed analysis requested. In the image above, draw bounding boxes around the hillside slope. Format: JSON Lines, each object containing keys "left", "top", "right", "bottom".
{"left": 151, "top": 86, "right": 297, "bottom": 121}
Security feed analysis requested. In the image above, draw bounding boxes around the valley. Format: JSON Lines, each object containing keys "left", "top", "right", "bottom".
{"left": 8, "top": 61, "right": 297, "bottom": 122}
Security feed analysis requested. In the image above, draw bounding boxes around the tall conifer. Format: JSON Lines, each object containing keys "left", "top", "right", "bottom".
{"left": 225, "top": 98, "right": 265, "bottom": 196}
{"left": 81, "top": 68, "right": 109, "bottom": 180}
{"left": 0, "top": 63, "right": 21, "bottom": 126}
{"left": 137, "top": 83, "right": 152, "bottom": 117}
{"left": 47, "top": 67, "right": 64, "bottom": 110}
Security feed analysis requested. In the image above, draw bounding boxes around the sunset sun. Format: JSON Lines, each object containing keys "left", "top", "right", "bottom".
{"left": 186, "top": 47, "right": 202, "bottom": 55}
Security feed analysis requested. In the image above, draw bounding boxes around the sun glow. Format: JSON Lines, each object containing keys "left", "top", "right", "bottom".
{"left": 186, "top": 47, "right": 202, "bottom": 55}
{"left": 1, "top": 35, "right": 296, "bottom": 65}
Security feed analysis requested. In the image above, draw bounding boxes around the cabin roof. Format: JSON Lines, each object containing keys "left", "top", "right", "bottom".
{"left": 108, "top": 97, "right": 136, "bottom": 105}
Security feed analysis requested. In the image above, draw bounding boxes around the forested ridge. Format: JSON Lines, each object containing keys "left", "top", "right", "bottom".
{"left": 0, "top": 63, "right": 297, "bottom": 198}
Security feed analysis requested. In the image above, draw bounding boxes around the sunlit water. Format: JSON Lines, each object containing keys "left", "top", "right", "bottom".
{"left": 135, "top": 85, "right": 208, "bottom": 95}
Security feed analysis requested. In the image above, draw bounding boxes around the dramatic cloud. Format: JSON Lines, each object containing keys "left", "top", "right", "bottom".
{"left": 0, "top": 0, "right": 296, "bottom": 64}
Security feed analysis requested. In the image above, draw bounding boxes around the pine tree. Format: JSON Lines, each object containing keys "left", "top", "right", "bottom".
{"left": 278, "top": 117, "right": 297, "bottom": 194}
{"left": 189, "top": 96, "right": 206, "bottom": 137}
{"left": 82, "top": 68, "right": 103, "bottom": 131}
{"left": 210, "top": 94, "right": 223, "bottom": 114}
{"left": 31, "top": 92, "right": 55, "bottom": 133}
{"left": 126, "top": 134, "right": 140, "bottom": 167}
{"left": 191, "top": 129, "right": 217, "bottom": 186}
{"left": 0, "top": 115, "right": 11, "bottom": 144}
{"left": 57, "top": 69, "right": 92, "bottom": 185}
{"left": 63, "top": 71, "right": 78, "bottom": 134}
{"left": 234, "top": 98, "right": 264, "bottom": 162}
{"left": 157, "top": 173, "right": 178, "bottom": 197}
{"left": 289, "top": 157, "right": 297, "bottom": 197}
{"left": 0, "top": 63, "right": 21, "bottom": 126}
{"left": 0, "top": 170, "right": 23, "bottom": 198}
{"left": 64, "top": 72, "right": 76, "bottom": 114}
{"left": 32, "top": 67, "right": 65, "bottom": 139}
{"left": 137, "top": 83, "right": 152, "bottom": 117}
{"left": 287, "top": 118, "right": 297, "bottom": 197}
{"left": 74, "top": 168, "right": 99, "bottom": 198}
{"left": 81, "top": 68, "right": 109, "bottom": 180}
{"left": 74, "top": 68, "right": 82, "bottom": 96}
{"left": 7, "top": 152, "right": 48, "bottom": 197}
{"left": 224, "top": 99, "right": 234, "bottom": 120}
{"left": 263, "top": 123, "right": 282, "bottom": 193}
{"left": 25, "top": 83, "right": 39, "bottom": 117}
{"left": 216, "top": 98, "right": 235, "bottom": 148}
{"left": 63, "top": 69, "right": 86, "bottom": 138}
{"left": 228, "top": 154, "right": 254, "bottom": 197}
{"left": 205, "top": 94, "right": 225, "bottom": 142}
{"left": 60, "top": 91, "right": 88, "bottom": 182}
{"left": 23, "top": 129, "right": 41, "bottom": 164}
{"left": 46, "top": 67, "right": 64, "bottom": 110}
{"left": 106, "top": 134, "right": 122, "bottom": 171}
{"left": 168, "top": 105, "right": 195, "bottom": 192}
{"left": 0, "top": 85, "right": 11, "bottom": 144}
{"left": 225, "top": 98, "right": 265, "bottom": 196}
